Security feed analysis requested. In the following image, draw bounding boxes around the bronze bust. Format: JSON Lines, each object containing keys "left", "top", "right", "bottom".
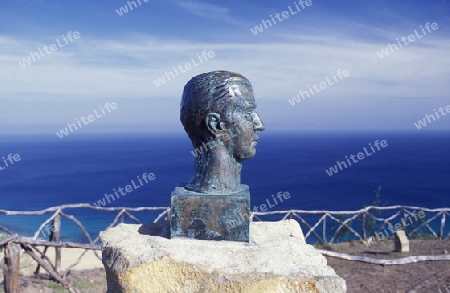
{"left": 171, "top": 70, "right": 263, "bottom": 242}
{"left": 180, "top": 70, "right": 265, "bottom": 194}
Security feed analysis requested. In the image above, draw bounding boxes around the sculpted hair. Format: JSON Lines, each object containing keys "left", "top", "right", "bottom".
{"left": 180, "top": 71, "right": 251, "bottom": 146}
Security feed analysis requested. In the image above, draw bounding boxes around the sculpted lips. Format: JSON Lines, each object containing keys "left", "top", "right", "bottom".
{"left": 252, "top": 136, "right": 259, "bottom": 146}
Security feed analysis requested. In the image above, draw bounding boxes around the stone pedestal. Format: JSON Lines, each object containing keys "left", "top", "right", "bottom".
{"left": 101, "top": 220, "right": 347, "bottom": 293}
{"left": 170, "top": 185, "right": 250, "bottom": 242}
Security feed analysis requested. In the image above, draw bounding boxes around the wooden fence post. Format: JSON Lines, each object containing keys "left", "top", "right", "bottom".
{"left": 3, "top": 242, "right": 20, "bottom": 293}
{"left": 52, "top": 212, "right": 62, "bottom": 276}
{"left": 362, "top": 213, "right": 367, "bottom": 240}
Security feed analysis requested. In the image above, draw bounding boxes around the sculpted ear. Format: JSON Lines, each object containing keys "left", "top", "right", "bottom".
{"left": 206, "top": 113, "right": 226, "bottom": 135}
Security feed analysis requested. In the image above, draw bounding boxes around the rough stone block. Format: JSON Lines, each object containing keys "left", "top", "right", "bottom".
{"left": 101, "top": 220, "right": 346, "bottom": 293}
{"left": 170, "top": 185, "right": 250, "bottom": 242}
{"left": 394, "top": 230, "right": 409, "bottom": 252}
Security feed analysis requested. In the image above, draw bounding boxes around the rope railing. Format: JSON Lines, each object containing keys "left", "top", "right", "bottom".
{"left": 0, "top": 204, "right": 449, "bottom": 292}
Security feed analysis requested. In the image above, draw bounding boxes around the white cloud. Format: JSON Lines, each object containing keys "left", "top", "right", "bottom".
{"left": 1, "top": 22, "right": 450, "bottom": 131}
{"left": 173, "top": 0, "right": 241, "bottom": 24}
{"left": 175, "top": 1, "right": 228, "bottom": 16}
{"left": 2, "top": 28, "right": 449, "bottom": 102}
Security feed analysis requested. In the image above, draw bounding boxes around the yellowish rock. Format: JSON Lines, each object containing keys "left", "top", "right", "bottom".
{"left": 101, "top": 220, "right": 346, "bottom": 293}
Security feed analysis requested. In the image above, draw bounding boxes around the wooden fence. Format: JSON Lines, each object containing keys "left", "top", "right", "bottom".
{"left": 0, "top": 204, "right": 449, "bottom": 292}
{"left": 0, "top": 204, "right": 169, "bottom": 293}
{"left": 252, "top": 205, "right": 450, "bottom": 244}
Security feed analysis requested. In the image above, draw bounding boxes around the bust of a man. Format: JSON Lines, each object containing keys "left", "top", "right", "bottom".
{"left": 180, "top": 70, "right": 265, "bottom": 194}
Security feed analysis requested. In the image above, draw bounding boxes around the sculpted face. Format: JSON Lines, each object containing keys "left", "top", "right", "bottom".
{"left": 224, "top": 83, "right": 265, "bottom": 161}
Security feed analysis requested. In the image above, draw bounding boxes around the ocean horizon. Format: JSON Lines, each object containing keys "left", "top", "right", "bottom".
{"left": 1, "top": 131, "right": 449, "bottom": 242}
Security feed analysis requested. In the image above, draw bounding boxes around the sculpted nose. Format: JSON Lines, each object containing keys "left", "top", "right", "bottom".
{"left": 251, "top": 113, "right": 265, "bottom": 131}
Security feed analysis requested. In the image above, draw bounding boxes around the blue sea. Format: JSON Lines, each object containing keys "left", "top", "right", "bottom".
{"left": 0, "top": 131, "right": 449, "bottom": 243}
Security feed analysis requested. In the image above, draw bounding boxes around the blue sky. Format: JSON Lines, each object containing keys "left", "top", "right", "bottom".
{"left": 1, "top": 0, "right": 450, "bottom": 134}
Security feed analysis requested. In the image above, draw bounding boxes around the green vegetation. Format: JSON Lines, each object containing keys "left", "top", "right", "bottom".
{"left": 330, "top": 214, "right": 351, "bottom": 243}
{"left": 331, "top": 186, "right": 385, "bottom": 243}
{"left": 360, "top": 186, "right": 385, "bottom": 239}
{"left": 48, "top": 281, "right": 66, "bottom": 293}
{"left": 402, "top": 210, "right": 430, "bottom": 239}
{"left": 331, "top": 186, "right": 433, "bottom": 244}
{"left": 48, "top": 279, "right": 104, "bottom": 292}
{"left": 73, "top": 279, "right": 103, "bottom": 289}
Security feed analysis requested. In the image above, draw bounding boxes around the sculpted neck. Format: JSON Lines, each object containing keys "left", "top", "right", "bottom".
{"left": 185, "top": 143, "right": 242, "bottom": 194}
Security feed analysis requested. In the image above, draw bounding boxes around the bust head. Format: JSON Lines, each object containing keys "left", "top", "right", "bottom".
{"left": 180, "top": 71, "right": 264, "bottom": 194}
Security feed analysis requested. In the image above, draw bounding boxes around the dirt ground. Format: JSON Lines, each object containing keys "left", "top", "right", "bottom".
{"left": 11, "top": 268, "right": 107, "bottom": 293}
{"left": 3, "top": 239, "right": 450, "bottom": 293}
{"left": 316, "top": 239, "right": 450, "bottom": 293}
